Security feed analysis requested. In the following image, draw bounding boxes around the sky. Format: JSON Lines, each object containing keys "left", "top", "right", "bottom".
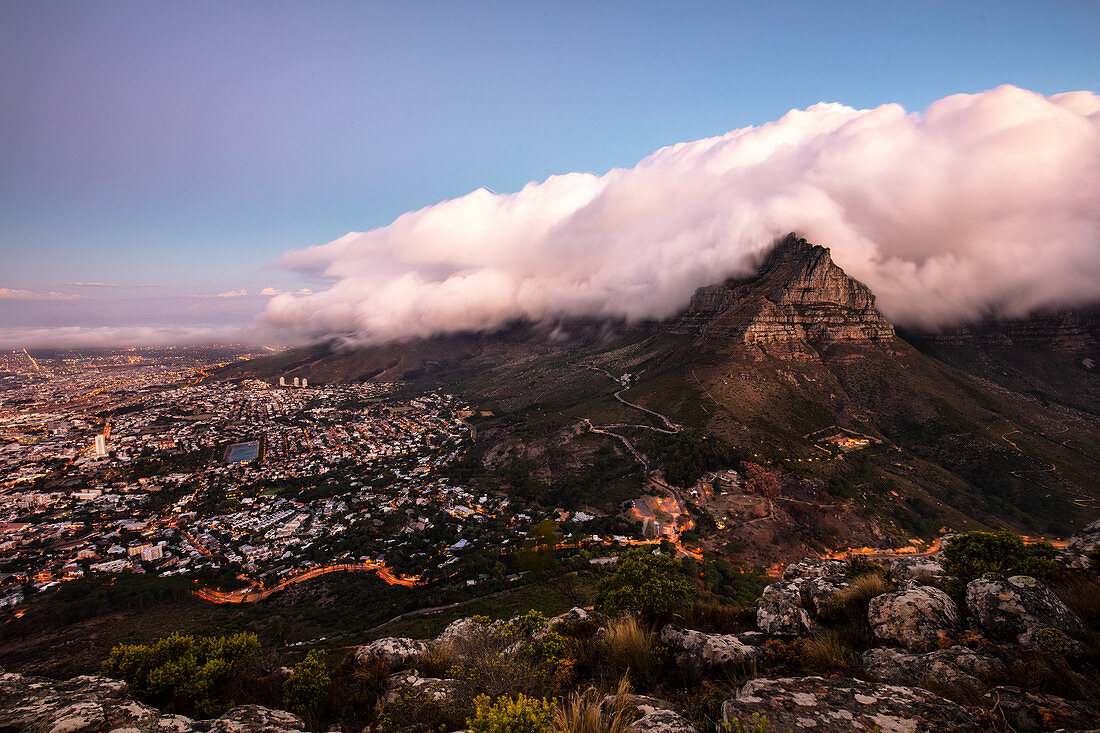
{"left": 1, "top": 1, "right": 1098, "bottom": 347}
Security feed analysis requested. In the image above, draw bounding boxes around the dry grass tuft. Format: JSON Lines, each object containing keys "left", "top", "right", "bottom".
{"left": 837, "top": 572, "right": 894, "bottom": 609}
{"left": 603, "top": 617, "right": 661, "bottom": 689}
{"left": 801, "top": 631, "right": 858, "bottom": 674}
{"left": 555, "top": 677, "right": 635, "bottom": 733}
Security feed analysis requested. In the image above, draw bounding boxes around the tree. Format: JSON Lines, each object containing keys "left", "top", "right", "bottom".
{"left": 596, "top": 547, "right": 696, "bottom": 621}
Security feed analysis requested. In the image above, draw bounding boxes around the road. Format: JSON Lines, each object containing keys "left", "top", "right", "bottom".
{"left": 194, "top": 561, "right": 421, "bottom": 604}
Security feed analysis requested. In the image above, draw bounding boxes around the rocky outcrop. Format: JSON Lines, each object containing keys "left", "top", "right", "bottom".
{"left": 659, "top": 626, "right": 764, "bottom": 677}
{"left": 889, "top": 556, "right": 948, "bottom": 582}
{"left": 355, "top": 637, "right": 429, "bottom": 670}
{"left": 1065, "top": 518, "right": 1100, "bottom": 569}
{"left": 757, "top": 580, "right": 814, "bottom": 636}
{"left": 862, "top": 646, "right": 1006, "bottom": 690}
{"left": 603, "top": 694, "right": 697, "bottom": 733}
{"left": 549, "top": 606, "right": 592, "bottom": 630}
{"left": 965, "top": 574, "right": 1087, "bottom": 653}
{"left": 868, "top": 584, "right": 962, "bottom": 652}
{"left": 382, "top": 671, "right": 465, "bottom": 705}
{"left": 982, "top": 686, "right": 1100, "bottom": 732}
{"left": 0, "top": 671, "right": 304, "bottom": 733}
{"left": 721, "top": 676, "right": 979, "bottom": 732}
{"left": 782, "top": 558, "right": 848, "bottom": 580}
{"left": 675, "top": 234, "right": 896, "bottom": 350}
{"left": 802, "top": 574, "right": 853, "bottom": 617}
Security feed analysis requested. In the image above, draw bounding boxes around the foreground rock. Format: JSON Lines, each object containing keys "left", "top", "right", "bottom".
{"left": 0, "top": 671, "right": 304, "bottom": 733}
{"left": 868, "top": 584, "right": 962, "bottom": 652}
{"left": 1065, "top": 518, "right": 1100, "bottom": 569}
{"left": 756, "top": 581, "right": 814, "bottom": 636}
{"left": 603, "top": 693, "right": 696, "bottom": 733}
{"left": 355, "top": 637, "right": 429, "bottom": 670}
{"left": 982, "top": 686, "right": 1099, "bottom": 732}
{"left": 862, "top": 646, "right": 1006, "bottom": 690}
{"left": 659, "top": 626, "right": 764, "bottom": 677}
{"left": 889, "top": 556, "right": 948, "bottom": 582}
{"left": 965, "top": 574, "right": 1087, "bottom": 653}
{"left": 721, "top": 676, "right": 979, "bottom": 732}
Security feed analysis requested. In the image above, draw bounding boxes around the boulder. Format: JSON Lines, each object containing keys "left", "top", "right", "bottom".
{"left": 965, "top": 574, "right": 1087, "bottom": 653}
{"left": 982, "top": 686, "right": 1099, "bottom": 732}
{"left": 205, "top": 705, "right": 306, "bottom": 732}
{"left": 659, "top": 626, "right": 764, "bottom": 677}
{"left": 889, "top": 556, "right": 948, "bottom": 582}
{"left": 382, "top": 671, "right": 465, "bottom": 705}
{"left": 0, "top": 671, "right": 305, "bottom": 733}
{"left": 721, "top": 676, "right": 980, "bottom": 732}
{"left": 549, "top": 606, "right": 591, "bottom": 629}
{"left": 862, "top": 646, "right": 1006, "bottom": 690}
{"left": 355, "top": 637, "right": 429, "bottom": 670}
{"left": 782, "top": 559, "right": 847, "bottom": 581}
{"left": 1064, "top": 518, "right": 1100, "bottom": 569}
{"left": 602, "top": 694, "right": 696, "bottom": 733}
{"left": 437, "top": 617, "right": 483, "bottom": 645}
{"left": 868, "top": 584, "right": 961, "bottom": 652}
{"left": 756, "top": 580, "right": 814, "bottom": 636}
{"left": 802, "top": 574, "right": 853, "bottom": 617}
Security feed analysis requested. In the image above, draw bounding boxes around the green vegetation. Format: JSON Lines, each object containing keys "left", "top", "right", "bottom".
{"left": 596, "top": 547, "right": 697, "bottom": 622}
{"left": 942, "top": 530, "right": 1059, "bottom": 582}
{"left": 283, "top": 650, "right": 330, "bottom": 726}
{"left": 644, "top": 429, "right": 745, "bottom": 488}
{"left": 101, "top": 632, "right": 262, "bottom": 717}
{"left": 469, "top": 694, "right": 556, "bottom": 733}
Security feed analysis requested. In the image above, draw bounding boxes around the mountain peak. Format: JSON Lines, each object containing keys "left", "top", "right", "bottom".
{"left": 676, "top": 234, "right": 895, "bottom": 350}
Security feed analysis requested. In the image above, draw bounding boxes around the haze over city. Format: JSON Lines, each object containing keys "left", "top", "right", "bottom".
{"left": 2, "top": 1, "right": 1098, "bottom": 347}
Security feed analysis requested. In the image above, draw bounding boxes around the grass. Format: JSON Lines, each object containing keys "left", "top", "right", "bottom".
{"left": 801, "top": 631, "right": 858, "bottom": 674}
{"left": 835, "top": 572, "right": 894, "bottom": 609}
{"left": 602, "top": 617, "right": 661, "bottom": 690}
{"left": 555, "top": 677, "right": 635, "bottom": 733}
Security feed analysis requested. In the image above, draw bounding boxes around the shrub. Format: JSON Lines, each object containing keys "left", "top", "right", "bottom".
{"left": 596, "top": 548, "right": 696, "bottom": 621}
{"left": 724, "top": 713, "right": 771, "bottom": 733}
{"left": 555, "top": 677, "right": 635, "bottom": 733}
{"left": 283, "top": 650, "right": 330, "bottom": 726}
{"left": 843, "top": 557, "right": 882, "bottom": 578}
{"left": 942, "top": 530, "right": 1058, "bottom": 582}
{"left": 101, "top": 631, "right": 261, "bottom": 717}
{"left": 603, "top": 616, "right": 662, "bottom": 690}
{"left": 469, "top": 693, "right": 556, "bottom": 733}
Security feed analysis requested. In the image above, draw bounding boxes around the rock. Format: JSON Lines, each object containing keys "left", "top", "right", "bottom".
{"left": 756, "top": 580, "right": 814, "bottom": 636}
{"left": 355, "top": 637, "right": 429, "bottom": 670}
{"left": 382, "top": 671, "right": 465, "bottom": 705}
{"left": 659, "top": 626, "right": 764, "bottom": 677}
{"left": 966, "top": 574, "right": 1087, "bottom": 653}
{"left": 0, "top": 671, "right": 304, "bottom": 733}
{"left": 756, "top": 598, "right": 813, "bottom": 636}
{"left": 782, "top": 559, "right": 848, "bottom": 581}
{"left": 982, "top": 686, "right": 1099, "bottom": 732}
{"left": 205, "top": 705, "right": 305, "bottom": 732}
{"left": 437, "top": 617, "right": 483, "bottom": 645}
{"left": 721, "top": 676, "right": 979, "bottom": 732}
{"left": 890, "top": 556, "right": 948, "bottom": 582}
{"left": 868, "top": 584, "right": 961, "bottom": 652}
{"left": 602, "top": 694, "right": 696, "bottom": 733}
{"left": 1065, "top": 518, "right": 1100, "bottom": 569}
{"left": 802, "top": 574, "right": 853, "bottom": 617}
{"left": 862, "top": 646, "right": 1006, "bottom": 690}
{"left": 549, "top": 607, "right": 591, "bottom": 629}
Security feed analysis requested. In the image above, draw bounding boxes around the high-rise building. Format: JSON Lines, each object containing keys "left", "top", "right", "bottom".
{"left": 94, "top": 434, "right": 107, "bottom": 457}
{"left": 279, "top": 376, "right": 286, "bottom": 386}
{"left": 293, "top": 377, "right": 300, "bottom": 387}
{"left": 301, "top": 378, "right": 308, "bottom": 388}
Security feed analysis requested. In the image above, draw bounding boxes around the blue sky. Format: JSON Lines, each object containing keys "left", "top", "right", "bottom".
{"left": 1, "top": 1, "right": 1097, "bottom": 343}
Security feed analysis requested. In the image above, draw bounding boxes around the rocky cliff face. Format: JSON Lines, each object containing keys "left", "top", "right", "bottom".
{"left": 674, "top": 234, "right": 895, "bottom": 350}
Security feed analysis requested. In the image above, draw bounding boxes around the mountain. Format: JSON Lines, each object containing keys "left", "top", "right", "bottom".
{"left": 221, "top": 234, "right": 1100, "bottom": 556}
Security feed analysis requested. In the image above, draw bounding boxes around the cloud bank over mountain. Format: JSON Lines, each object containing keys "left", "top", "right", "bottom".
{"left": 264, "top": 85, "right": 1100, "bottom": 346}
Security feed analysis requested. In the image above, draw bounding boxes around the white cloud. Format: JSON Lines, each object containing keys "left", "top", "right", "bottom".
{"left": 216, "top": 289, "right": 248, "bottom": 298}
{"left": 0, "top": 288, "right": 83, "bottom": 301}
{"left": 262, "top": 85, "right": 1100, "bottom": 345}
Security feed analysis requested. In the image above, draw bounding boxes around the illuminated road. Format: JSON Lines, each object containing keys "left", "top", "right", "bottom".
{"left": 193, "top": 561, "right": 421, "bottom": 604}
